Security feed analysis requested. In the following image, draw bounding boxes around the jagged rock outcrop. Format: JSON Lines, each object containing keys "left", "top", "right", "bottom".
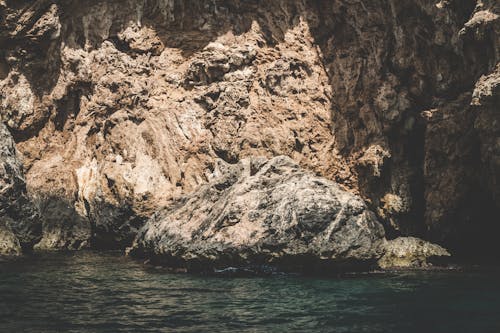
{"left": 311, "top": 0, "right": 499, "bottom": 251}
{"left": 129, "top": 156, "right": 386, "bottom": 270}
{"left": 129, "top": 157, "right": 451, "bottom": 271}
{"left": 1, "top": 0, "right": 339, "bottom": 249}
{"left": 0, "top": 0, "right": 498, "bottom": 257}
{"left": 0, "top": 123, "right": 40, "bottom": 256}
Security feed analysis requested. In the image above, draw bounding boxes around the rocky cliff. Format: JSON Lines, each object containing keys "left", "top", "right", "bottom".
{"left": 0, "top": 0, "right": 498, "bottom": 262}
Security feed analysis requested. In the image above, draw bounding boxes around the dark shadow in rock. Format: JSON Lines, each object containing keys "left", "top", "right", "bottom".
{"left": 0, "top": 123, "right": 42, "bottom": 253}
{"left": 34, "top": 196, "right": 91, "bottom": 251}
{"left": 308, "top": 0, "right": 499, "bottom": 261}
{"left": 58, "top": 0, "right": 299, "bottom": 58}
{"left": 139, "top": 0, "right": 293, "bottom": 58}
{"left": 430, "top": 188, "right": 500, "bottom": 263}
{"left": 3, "top": 1, "right": 62, "bottom": 97}
{"left": 53, "top": 82, "right": 92, "bottom": 132}
{"left": 88, "top": 202, "right": 147, "bottom": 251}
{"left": 0, "top": 53, "right": 9, "bottom": 80}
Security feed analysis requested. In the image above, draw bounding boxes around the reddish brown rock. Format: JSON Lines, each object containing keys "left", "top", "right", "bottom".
{"left": 0, "top": 0, "right": 498, "bottom": 256}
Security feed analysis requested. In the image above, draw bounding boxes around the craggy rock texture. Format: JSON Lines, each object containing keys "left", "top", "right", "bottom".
{"left": 129, "top": 156, "right": 386, "bottom": 270}
{"left": 0, "top": 0, "right": 498, "bottom": 257}
{"left": 311, "top": 0, "right": 500, "bottom": 253}
{"left": 0, "top": 220, "right": 21, "bottom": 257}
{"left": 1, "top": 0, "right": 338, "bottom": 249}
{"left": 0, "top": 124, "right": 40, "bottom": 256}
{"left": 378, "top": 237, "right": 450, "bottom": 269}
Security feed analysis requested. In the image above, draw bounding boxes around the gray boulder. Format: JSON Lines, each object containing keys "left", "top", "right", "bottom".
{"left": 378, "top": 237, "right": 451, "bottom": 269}
{"left": 0, "top": 123, "right": 41, "bottom": 256}
{"left": 129, "top": 156, "right": 386, "bottom": 271}
{"left": 0, "top": 219, "right": 21, "bottom": 257}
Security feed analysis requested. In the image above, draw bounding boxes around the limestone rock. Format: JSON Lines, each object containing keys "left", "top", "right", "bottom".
{"left": 1, "top": 0, "right": 338, "bottom": 249}
{"left": 0, "top": 0, "right": 498, "bottom": 255}
{"left": 378, "top": 237, "right": 451, "bottom": 269}
{"left": 129, "top": 156, "right": 386, "bottom": 270}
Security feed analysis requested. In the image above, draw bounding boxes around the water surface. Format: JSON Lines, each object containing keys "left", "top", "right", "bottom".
{"left": 0, "top": 251, "right": 499, "bottom": 332}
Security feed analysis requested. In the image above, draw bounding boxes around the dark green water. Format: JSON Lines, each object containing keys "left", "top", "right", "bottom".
{"left": 0, "top": 252, "right": 499, "bottom": 333}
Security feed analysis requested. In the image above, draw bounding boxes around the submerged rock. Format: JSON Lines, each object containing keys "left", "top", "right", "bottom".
{"left": 378, "top": 237, "right": 451, "bottom": 269}
{"left": 129, "top": 156, "right": 386, "bottom": 271}
{"left": 0, "top": 124, "right": 41, "bottom": 256}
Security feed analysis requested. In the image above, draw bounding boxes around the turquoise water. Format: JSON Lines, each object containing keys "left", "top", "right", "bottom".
{"left": 0, "top": 252, "right": 499, "bottom": 333}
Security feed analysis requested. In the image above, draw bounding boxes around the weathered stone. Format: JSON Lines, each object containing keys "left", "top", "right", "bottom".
{"left": 378, "top": 237, "right": 451, "bottom": 269}
{"left": 0, "top": 123, "right": 41, "bottom": 255}
{"left": 0, "top": 219, "right": 21, "bottom": 257}
{"left": 129, "top": 156, "right": 386, "bottom": 270}
{"left": 0, "top": 0, "right": 498, "bottom": 256}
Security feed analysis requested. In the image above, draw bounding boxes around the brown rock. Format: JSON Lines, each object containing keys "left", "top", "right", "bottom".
{"left": 0, "top": 0, "right": 497, "bottom": 256}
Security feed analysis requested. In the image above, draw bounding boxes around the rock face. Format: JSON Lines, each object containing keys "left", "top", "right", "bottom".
{"left": 1, "top": 0, "right": 338, "bottom": 249}
{"left": 129, "top": 156, "right": 386, "bottom": 270}
{"left": 0, "top": 123, "right": 40, "bottom": 256}
{"left": 0, "top": 1, "right": 498, "bottom": 257}
{"left": 378, "top": 237, "right": 451, "bottom": 269}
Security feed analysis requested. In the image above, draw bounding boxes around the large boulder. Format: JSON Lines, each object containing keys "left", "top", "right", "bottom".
{"left": 129, "top": 156, "right": 386, "bottom": 271}
{"left": 0, "top": 123, "right": 41, "bottom": 256}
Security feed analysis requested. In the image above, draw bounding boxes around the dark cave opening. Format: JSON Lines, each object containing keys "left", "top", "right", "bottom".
{"left": 435, "top": 188, "right": 500, "bottom": 263}
{"left": 0, "top": 55, "right": 9, "bottom": 80}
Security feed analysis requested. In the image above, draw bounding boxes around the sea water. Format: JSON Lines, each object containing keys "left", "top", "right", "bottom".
{"left": 0, "top": 251, "right": 499, "bottom": 333}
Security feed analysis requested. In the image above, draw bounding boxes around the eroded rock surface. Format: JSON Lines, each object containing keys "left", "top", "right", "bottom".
{"left": 0, "top": 123, "right": 40, "bottom": 256}
{"left": 129, "top": 156, "right": 386, "bottom": 270}
{"left": 1, "top": 0, "right": 339, "bottom": 249}
{"left": 0, "top": 0, "right": 498, "bottom": 256}
{"left": 378, "top": 237, "right": 451, "bottom": 269}
{"left": 0, "top": 220, "right": 21, "bottom": 257}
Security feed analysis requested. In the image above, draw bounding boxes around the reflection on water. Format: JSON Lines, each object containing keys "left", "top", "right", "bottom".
{"left": 0, "top": 251, "right": 499, "bottom": 333}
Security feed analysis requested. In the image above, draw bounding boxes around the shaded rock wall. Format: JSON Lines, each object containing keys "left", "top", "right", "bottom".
{"left": 310, "top": 0, "right": 499, "bottom": 256}
{"left": 0, "top": 0, "right": 498, "bottom": 256}
{"left": 0, "top": 123, "right": 40, "bottom": 255}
